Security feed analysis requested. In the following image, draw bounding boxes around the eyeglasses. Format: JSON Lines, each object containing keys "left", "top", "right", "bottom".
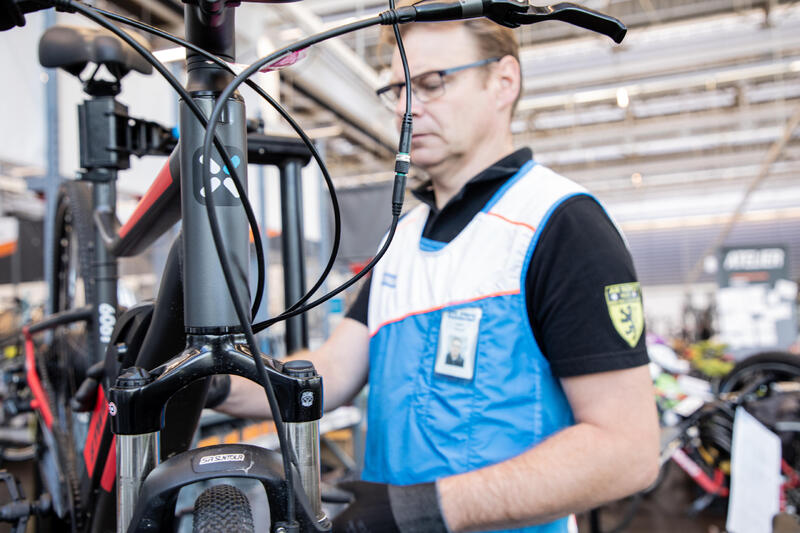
{"left": 375, "top": 57, "right": 501, "bottom": 109}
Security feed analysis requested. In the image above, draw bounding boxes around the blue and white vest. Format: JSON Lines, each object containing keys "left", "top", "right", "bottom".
{"left": 364, "top": 161, "right": 592, "bottom": 533}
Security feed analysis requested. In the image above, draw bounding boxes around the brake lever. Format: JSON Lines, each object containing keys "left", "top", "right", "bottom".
{"left": 498, "top": 2, "right": 627, "bottom": 43}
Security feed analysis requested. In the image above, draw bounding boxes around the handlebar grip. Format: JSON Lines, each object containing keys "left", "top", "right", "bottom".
{"left": 1, "top": 0, "right": 53, "bottom": 31}
{"left": 507, "top": 2, "right": 627, "bottom": 43}
{"left": 0, "top": 0, "right": 26, "bottom": 31}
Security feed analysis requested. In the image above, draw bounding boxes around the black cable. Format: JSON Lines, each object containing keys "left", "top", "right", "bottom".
{"left": 390, "top": 0, "right": 413, "bottom": 217}
{"left": 202, "top": 10, "right": 414, "bottom": 332}
{"left": 69, "top": 2, "right": 267, "bottom": 319}
{"left": 199, "top": 15, "right": 407, "bottom": 521}
{"left": 65, "top": 1, "right": 302, "bottom": 518}
{"left": 199, "top": 16, "right": 384, "bottom": 333}
{"left": 195, "top": 15, "right": 393, "bottom": 527}
{"left": 87, "top": 6, "right": 344, "bottom": 323}
{"left": 254, "top": 216, "right": 399, "bottom": 331}
{"left": 76, "top": 4, "right": 410, "bottom": 525}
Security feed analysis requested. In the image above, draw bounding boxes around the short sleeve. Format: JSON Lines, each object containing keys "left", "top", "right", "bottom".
{"left": 345, "top": 275, "right": 371, "bottom": 326}
{"left": 525, "top": 195, "right": 649, "bottom": 377}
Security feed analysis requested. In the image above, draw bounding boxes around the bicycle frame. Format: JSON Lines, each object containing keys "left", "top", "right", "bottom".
{"left": 20, "top": 3, "right": 328, "bottom": 532}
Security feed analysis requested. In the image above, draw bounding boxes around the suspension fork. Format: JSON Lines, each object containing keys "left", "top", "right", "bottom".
{"left": 107, "top": 335, "right": 325, "bottom": 532}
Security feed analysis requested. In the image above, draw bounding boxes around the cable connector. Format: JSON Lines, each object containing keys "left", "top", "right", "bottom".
{"left": 53, "top": 0, "right": 76, "bottom": 14}
{"left": 392, "top": 171, "right": 407, "bottom": 216}
{"left": 379, "top": 5, "right": 417, "bottom": 25}
{"left": 392, "top": 111, "right": 412, "bottom": 215}
{"left": 398, "top": 113, "right": 413, "bottom": 154}
{"left": 394, "top": 152, "right": 410, "bottom": 176}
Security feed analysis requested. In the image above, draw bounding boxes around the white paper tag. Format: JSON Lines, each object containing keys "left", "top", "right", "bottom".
{"left": 434, "top": 307, "right": 482, "bottom": 381}
{"left": 726, "top": 406, "right": 782, "bottom": 533}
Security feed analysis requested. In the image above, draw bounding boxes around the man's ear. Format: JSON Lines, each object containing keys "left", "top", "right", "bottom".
{"left": 493, "top": 55, "right": 521, "bottom": 114}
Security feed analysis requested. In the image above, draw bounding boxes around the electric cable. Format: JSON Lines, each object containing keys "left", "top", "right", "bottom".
{"left": 251, "top": 0, "right": 415, "bottom": 332}
{"left": 87, "top": 6, "right": 343, "bottom": 323}
{"left": 72, "top": 1, "right": 267, "bottom": 319}
{"left": 73, "top": 2, "right": 415, "bottom": 525}
{"left": 199, "top": 10, "right": 413, "bottom": 519}
{"left": 64, "top": 1, "right": 303, "bottom": 518}
{"left": 198, "top": 11, "right": 414, "bottom": 331}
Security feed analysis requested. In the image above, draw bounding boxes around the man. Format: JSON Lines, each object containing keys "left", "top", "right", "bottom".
{"left": 215, "top": 10, "right": 659, "bottom": 533}
{"left": 444, "top": 337, "right": 465, "bottom": 367}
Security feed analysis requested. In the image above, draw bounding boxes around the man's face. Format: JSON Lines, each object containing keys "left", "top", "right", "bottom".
{"left": 450, "top": 337, "right": 462, "bottom": 355}
{"left": 389, "top": 25, "right": 500, "bottom": 174}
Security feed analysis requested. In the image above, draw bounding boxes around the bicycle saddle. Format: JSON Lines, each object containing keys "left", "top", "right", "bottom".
{"left": 38, "top": 25, "right": 152, "bottom": 78}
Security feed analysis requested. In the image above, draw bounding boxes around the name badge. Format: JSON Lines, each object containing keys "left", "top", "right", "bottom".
{"left": 434, "top": 307, "right": 482, "bottom": 381}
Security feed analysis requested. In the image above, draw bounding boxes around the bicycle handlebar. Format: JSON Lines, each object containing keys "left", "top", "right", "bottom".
{"left": 4, "top": 0, "right": 627, "bottom": 44}
{"left": 395, "top": 0, "right": 626, "bottom": 43}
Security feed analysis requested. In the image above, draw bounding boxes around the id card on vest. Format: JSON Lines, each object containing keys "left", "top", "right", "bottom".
{"left": 434, "top": 307, "right": 482, "bottom": 380}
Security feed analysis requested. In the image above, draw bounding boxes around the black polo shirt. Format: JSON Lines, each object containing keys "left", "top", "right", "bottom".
{"left": 346, "top": 148, "right": 649, "bottom": 377}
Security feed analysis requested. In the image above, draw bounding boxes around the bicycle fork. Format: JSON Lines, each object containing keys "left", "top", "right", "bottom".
{"left": 107, "top": 335, "right": 326, "bottom": 533}
{"left": 116, "top": 432, "right": 158, "bottom": 530}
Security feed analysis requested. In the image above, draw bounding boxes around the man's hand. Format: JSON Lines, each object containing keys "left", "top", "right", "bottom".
{"left": 213, "top": 318, "right": 371, "bottom": 420}
{"left": 204, "top": 374, "right": 231, "bottom": 409}
{"left": 332, "top": 481, "right": 449, "bottom": 533}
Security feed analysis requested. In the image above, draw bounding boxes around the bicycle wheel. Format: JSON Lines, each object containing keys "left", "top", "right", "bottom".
{"left": 193, "top": 484, "right": 256, "bottom": 533}
{"left": 718, "top": 351, "right": 800, "bottom": 394}
{"left": 50, "top": 180, "right": 95, "bottom": 371}
{"left": 33, "top": 180, "right": 96, "bottom": 532}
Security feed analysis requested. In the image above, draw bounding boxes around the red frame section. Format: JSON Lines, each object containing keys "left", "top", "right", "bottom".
{"left": 111, "top": 147, "right": 181, "bottom": 258}
{"left": 22, "top": 326, "right": 54, "bottom": 429}
{"left": 84, "top": 385, "right": 109, "bottom": 477}
{"left": 671, "top": 447, "right": 730, "bottom": 497}
{"left": 83, "top": 384, "right": 117, "bottom": 493}
{"left": 118, "top": 156, "right": 175, "bottom": 239}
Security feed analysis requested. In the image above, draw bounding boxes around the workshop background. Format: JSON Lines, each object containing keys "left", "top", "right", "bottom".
{"left": 1, "top": 0, "right": 799, "bottom": 531}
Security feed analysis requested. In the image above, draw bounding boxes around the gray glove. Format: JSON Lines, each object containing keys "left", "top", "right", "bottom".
{"left": 332, "top": 480, "right": 449, "bottom": 533}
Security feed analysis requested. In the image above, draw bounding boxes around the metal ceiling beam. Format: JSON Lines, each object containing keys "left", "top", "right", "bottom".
{"left": 519, "top": 57, "right": 800, "bottom": 112}
{"left": 520, "top": 99, "right": 799, "bottom": 152}
{"left": 518, "top": 7, "right": 800, "bottom": 108}
{"left": 565, "top": 146, "right": 800, "bottom": 187}
{"left": 684, "top": 103, "right": 800, "bottom": 284}
{"left": 533, "top": 123, "right": 799, "bottom": 167}
{"left": 271, "top": 2, "right": 396, "bottom": 149}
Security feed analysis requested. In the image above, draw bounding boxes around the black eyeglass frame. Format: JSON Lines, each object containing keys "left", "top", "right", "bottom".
{"left": 375, "top": 56, "right": 502, "bottom": 105}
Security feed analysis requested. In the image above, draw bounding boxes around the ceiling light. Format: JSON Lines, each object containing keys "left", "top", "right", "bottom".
{"left": 616, "top": 87, "right": 630, "bottom": 108}
{"left": 153, "top": 47, "right": 185, "bottom": 64}
{"left": 631, "top": 172, "right": 643, "bottom": 188}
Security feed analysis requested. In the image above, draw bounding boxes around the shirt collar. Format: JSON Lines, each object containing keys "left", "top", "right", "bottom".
{"left": 411, "top": 147, "right": 533, "bottom": 211}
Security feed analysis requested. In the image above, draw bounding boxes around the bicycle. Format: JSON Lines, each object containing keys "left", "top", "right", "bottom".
{"left": 587, "top": 350, "right": 800, "bottom": 532}
{"left": 0, "top": 0, "right": 627, "bottom": 532}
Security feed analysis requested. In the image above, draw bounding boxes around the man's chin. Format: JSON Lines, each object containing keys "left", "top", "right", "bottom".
{"left": 409, "top": 148, "right": 446, "bottom": 171}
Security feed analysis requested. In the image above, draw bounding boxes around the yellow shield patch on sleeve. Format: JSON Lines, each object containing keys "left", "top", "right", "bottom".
{"left": 604, "top": 282, "right": 644, "bottom": 348}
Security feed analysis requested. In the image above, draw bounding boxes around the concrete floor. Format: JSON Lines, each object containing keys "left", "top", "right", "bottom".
{"left": 575, "top": 462, "right": 729, "bottom": 533}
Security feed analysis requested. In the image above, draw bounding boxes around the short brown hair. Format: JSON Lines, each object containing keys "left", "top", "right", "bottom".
{"left": 379, "top": 0, "right": 522, "bottom": 113}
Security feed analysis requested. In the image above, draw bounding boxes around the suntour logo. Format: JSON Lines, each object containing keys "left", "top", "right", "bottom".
{"left": 198, "top": 453, "right": 245, "bottom": 466}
